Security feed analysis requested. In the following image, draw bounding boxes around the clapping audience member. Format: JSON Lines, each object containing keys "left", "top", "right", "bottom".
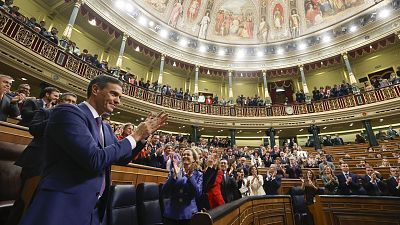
{"left": 301, "top": 170, "right": 319, "bottom": 205}
{"left": 20, "top": 86, "right": 60, "bottom": 126}
{"left": 263, "top": 165, "right": 282, "bottom": 195}
{"left": 363, "top": 166, "right": 385, "bottom": 196}
{"left": 285, "top": 157, "right": 302, "bottom": 178}
{"left": 321, "top": 165, "right": 339, "bottom": 194}
{"left": 162, "top": 149, "right": 202, "bottom": 225}
{"left": 116, "top": 123, "right": 133, "bottom": 140}
{"left": 246, "top": 166, "right": 265, "bottom": 196}
{"left": 337, "top": 163, "right": 362, "bottom": 195}
{"left": 7, "top": 83, "right": 30, "bottom": 111}
{"left": 236, "top": 169, "right": 248, "bottom": 197}
{"left": 318, "top": 154, "right": 335, "bottom": 175}
{"left": 251, "top": 150, "right": 263, "bottom": 168}
{"left": 200, "top": 153, "right": 224, "bottom": 209}
{"left": 385, "top": 167, "right": 400, "bottom": 196}
{"left": 220, "top": 159, "right": 241, "bottom": 203}
{"left": 0, "top": 75, "right": 20, "bottom": 121}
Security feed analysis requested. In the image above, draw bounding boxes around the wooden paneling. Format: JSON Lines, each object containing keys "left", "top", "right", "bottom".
{"left": 312, "top": 196, "right": 400, "bottom": 225}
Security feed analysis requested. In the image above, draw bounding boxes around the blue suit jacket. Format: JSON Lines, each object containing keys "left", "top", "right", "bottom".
{"left": 162, "top": 169, "right": 203, "bottom": 220}
{"left": 19, "top": 103, "right": 136, "bottom": 225}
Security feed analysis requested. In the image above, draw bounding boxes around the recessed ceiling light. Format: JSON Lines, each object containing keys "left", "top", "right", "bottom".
{"left": 349, "top": 25, "right": 357, "bottom": 32}
{"left": 322, "top": 35, "right": 331, "bottom": 43}
{"left": 135, "top": 46, "right": 140, "bottom": 52}
{"left": 276, "top": 48, "right": 284, "bottom": 55}
{"left": 159, "top": 29, "right": 168, "bottom": 38}
{"left": 323, "top": 126, "right": 327, "bottom": 130}
{"left": 148, "top": 21, "right": 155, "bottom": 27}
{"left": 21, "top": 77, "right": 27, "bottom": 81}
{"left": 179, "top": 38, "right": 188, "bottom": 47}
{"left": 298, "top": 43, "right": 307, "bottom": 50}
{"left": 218, "top": 49, "right": 225, "bottom": 56}
{"left": 256, "top": 50, "right": 263, "bottom": 57}
{"left": 173, "top": 62, "right": 177, "bottom": 67}
{"left": 299, "top": 129, "right": 303, "bottom": 131}
{"left": 88, "top": 19, "right": 97, "bottom": 26}
{"left": 379, "top": 118, "right": 383, "bottom": 122}
{"left": 349, "top": 123, "right": 353, "bottom": 127}
{"left": 199, "top": 45, "right": 206, "bottom": 53}
{"left": 378, "top": 8, "right": 390, "bottom": 19}
{"left": 115, "top": 0, "right": 124, "bottom": 10}
{"left": 182, "top": 126, "right": 185, "bottom": 128}
{"left": 125, "top": 3, "right": 134, "bottom": 13}
{"left": 138, "top": 16, "right": 147, "bottom": 26}
{"left": 207, "top": 69, "right": 210, "bottom": 75}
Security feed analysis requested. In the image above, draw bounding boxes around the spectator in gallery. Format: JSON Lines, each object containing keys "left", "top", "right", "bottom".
{"left": 356, "top": 160, "right": 368, "bottom": 168}
{"left": 0, "top": 74, "right": 20, "bottom": 121}
{"left": 355, "top": 134, "right": 366, "bottom": 144}
{"left": 379, "top": 158, "right": 391, "bottom": 167}
{"left": 333, "top": 133, "right": 344, "bottom": 145}
{"left": 322, "top": 135, "right": 333, "bottom": 146}
{"left": 116, "top": 123, "right": 134, "bottom": 140}
{"left": 376, "top": 130, "right": 388, "bottom": 141}
{"left": 43, "top": 27, "right": 59, "bottom": 45}
{"left": 387, "top": 125, "right": 399, "bottom": 139}
{"left": 321, "top": 165, "right": 339, "bottom": 194}
{"left": 363, "top": 81, "right": 374, "bottom": 91}
{"left": 205, "top": 96, "right": 212, "bottom": 105}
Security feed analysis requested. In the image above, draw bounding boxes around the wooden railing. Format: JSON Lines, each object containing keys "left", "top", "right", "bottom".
{"left": 191, "top": 195, "right": 294, "bottom": 225}
{"left": 311, "top": 195, "right": 400, "bottom": 225}
{"left": 2, "top": 11, "right": 400, "bottom": 117}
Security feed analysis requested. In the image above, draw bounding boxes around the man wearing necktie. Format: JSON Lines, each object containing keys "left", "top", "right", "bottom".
{"left": 19, "top": 75, "right": 168, "bottom": 225}
{"left": 337, "top": 163, "right": 362, "bottom": 195}
{"left": 386, "top": 167, "right": 400, "bottom": 196}
{"left": 362, "top": 166, "right": 385, "bottom": 196}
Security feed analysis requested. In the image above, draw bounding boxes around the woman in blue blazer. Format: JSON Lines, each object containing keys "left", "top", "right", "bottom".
{"left": 162, "top": 148, "right": 203, "bottom": 225}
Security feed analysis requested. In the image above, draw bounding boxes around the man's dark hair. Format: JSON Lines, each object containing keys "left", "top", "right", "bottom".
{"left": 60, "top": 92, "right": 77, "bottom": 101}
{"left": 39, "top": 86, "right": 59, "bottom": 98}
{"left": 86, "top": 75, "right": 123, "bottom": 98}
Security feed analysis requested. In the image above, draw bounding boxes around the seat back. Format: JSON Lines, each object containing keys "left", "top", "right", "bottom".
{"left": 107, "top": 185, "right": 138, "bottom": 225}
{"left": 159, "top": 183, "right": 170, "bottom": 215}
{"left": 289, "top": 186, "right": 307, "bottom": 214}
{"left": 136, "top": 182, "right": 163, "bottom": 225}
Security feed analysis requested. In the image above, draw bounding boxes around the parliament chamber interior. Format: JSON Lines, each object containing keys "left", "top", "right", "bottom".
{"left": 1, "top": 0, "right": 400, "bottom": 224}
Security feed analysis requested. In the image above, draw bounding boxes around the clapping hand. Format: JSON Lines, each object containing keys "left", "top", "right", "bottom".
{"left": 132, "top": 111, "right": 168, "bottom": 141}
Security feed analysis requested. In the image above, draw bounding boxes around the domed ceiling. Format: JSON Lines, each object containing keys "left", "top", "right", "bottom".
{"left": 139, "top": 0, "right": 367, "bottom": 44}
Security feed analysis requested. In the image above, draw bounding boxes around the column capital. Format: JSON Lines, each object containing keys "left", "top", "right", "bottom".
{"left": 298, "top": 64, "right": 304, "bottom": 71}
{"left": 341, "top": 52, "right": 348, "bottom": 59}
{"left": 396, "top": 30, "right": 400, "bottom": 40}
{"left": 74, "top": 0, "right": 85, "bottom": 8}
{"left": 262, "top": 70, "right": 267, "bottom": 74}
{"left": 195, "top": 65, "right": 200, "bottom": 69}
{"left": 160, "top": 54, "right": 166, "bottom": 60}
{"left": 122, "top": 33, "right": 129, "bottom": 41}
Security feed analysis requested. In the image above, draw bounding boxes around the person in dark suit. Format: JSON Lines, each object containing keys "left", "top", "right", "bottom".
{"left": 0, "top": 74, "right": 20, "bottom": 121}
{"left": 362, "top": 166, "right": 385, "bottom": 196}
{"left": 337, "top": 163, "right": 362, "bottom": 195}
{"left": 263, "top": 165, "right": 282, "bottom": 195}
{"left": 333, "top": 134, "right": 344, "bottom": 145}
{"left": 19, "top": 75, "right": 168, "bottom": 225}
{"left": 7, "top": 93, "right": 77, "bottom": 225}
{"left": 285, "top": 157, "right": 302, "bottom": 178}
{"left": 385, "top": 167, "right": 400, "bottom": 196}
{"left": 220, "top": 159, "right": 241, "bottom": 203}
{"left": 19, "top": 86, "right": 60, "bottom": 126}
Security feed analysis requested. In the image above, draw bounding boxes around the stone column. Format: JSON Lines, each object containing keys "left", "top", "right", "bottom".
{"left": 299, "top": 65, "right": 311, "bottom": 102}
{"left": 342, "top": 52, "right": 357, "bottom": 85}
{"left": 230, "top": 129, "right": 236, "bottom": 147}
{"left": 228, "top": 70, "right": 233, "bottom": 101}
{"left": 61, "top": 0, "right": 84, "bottom": 48}
{"left": 115, "top": 33, "right": 129, "bottom": 68}
{"left": 194, "top": 65, "right": 199, "bottom": 95}
{"left": 158, "top": 54, "right": 165, "bottom": 85}
{"left": 268, "top": 128, "right": 276, "bottom": 147}
{"left": 362, "top": 120, "right": 378, "bottom": 147}
{"left": 262, "top": 70, "right": 271, "bottom": 104}
{"left": 191, "top": 125, "right": 199, "bottom": 143}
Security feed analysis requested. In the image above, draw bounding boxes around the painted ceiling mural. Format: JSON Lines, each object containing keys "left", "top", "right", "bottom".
{"left": 138, "top": 0, "right": 368, "bottom": 44}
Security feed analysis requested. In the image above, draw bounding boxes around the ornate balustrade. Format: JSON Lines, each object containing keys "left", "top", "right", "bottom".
{"left": 2, "top": 11, "right": 400, "bottom": 118}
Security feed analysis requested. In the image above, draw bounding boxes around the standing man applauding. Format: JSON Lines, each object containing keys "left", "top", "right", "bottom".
{"left": 19, "top": 75, "right": 168, "bottom": 225}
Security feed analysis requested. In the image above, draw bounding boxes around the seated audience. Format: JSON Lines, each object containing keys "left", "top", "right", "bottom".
{"left": 116, "top": 123, "right": 133, "bottom": 140}
{"left": 285, "top": 157, "right": 302, "bottom": 178}
{"left": 355, "top": 134, "right": 366, "bottom": 144}
{"left": 321, "top": 165, "right": 339, "bottom": 194}
{"left": 0, "top": 74, "right": 20, "bottom": 121}
{"left": 376, "top": 130, "right": 388, "bottom": 141}
{"left": 162, "top": 149, "right": 202, "bottom": 225}
{"left": 387, "top": 125, "right": 399, "bottom": 139}
{"left": 246, "top": 166, "right": 265, "bottom": 196}
{"left": 333, "top": 133, "right": 344, "bottom": 145}
{"left": 379, "top": 158, "right": 391, "bottom": 167}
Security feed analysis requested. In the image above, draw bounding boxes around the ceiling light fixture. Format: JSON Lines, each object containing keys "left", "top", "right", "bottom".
{"left": 276, "top": 48, "right": 284, "bottom": 55}
{"left": 378, "top": 8, "right": 390, "bottom": 19}
{"left": 135, "top": 46, "right": 140, "bottom": 52}
{"left": 199, "top": 45, "right": 206, "bottom": 53}
{"left": 21, "top": 77, "right": 27, "bottom": 81}
{"left": 159, "top": 29, "right": 168, "bottom": 38}
{"left": 322, "top": 35, "right": 331, "bottom": 43}
{"left": 218, "top": 49, "right": 225, "bottom": 56}
{"left": 148, "top": 20, "right": 155, "bottom": 27}
{"left": 298, "top": 43, "right": 307, "bottom": 50}
{"left": 138, "top": 16, "right": 147, "bottom": 26}
{"left": 207, "top": 69, "right": 210, "bottom": 75}
{"left": 349, "top": 25, "right": 358, "bottom": 32}
{"left": 257, "top": 50, "right": 263, "bottom": 57}
{"left": 173, "top": 62, "right": 177, "bottom": 67}
{"left": 179, "top": 38, "right": 188, "bottom": 47}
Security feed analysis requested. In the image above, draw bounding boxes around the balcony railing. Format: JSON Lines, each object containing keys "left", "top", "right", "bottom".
{"left": 2, "top": 11, "right": 400, "bottom": 117}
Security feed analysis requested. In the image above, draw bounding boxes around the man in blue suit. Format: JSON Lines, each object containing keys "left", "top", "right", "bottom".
{"left": 19, "top": 75, "right": 168, "bottom": 225}
{"left": 337, "top": 163, "right": 362, "bottom": 195}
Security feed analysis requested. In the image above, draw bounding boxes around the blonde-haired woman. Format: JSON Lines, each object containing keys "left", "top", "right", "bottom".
{"left": 162, "top": 148, "right": 203, "bottom": 225}
{"left": 321, "top": 165, "right": 339, "bottom": 194}
{"left": 247, "top": 166, "right": 266, "bottom": 196}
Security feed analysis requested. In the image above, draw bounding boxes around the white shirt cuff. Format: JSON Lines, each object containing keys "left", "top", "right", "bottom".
{"left": 125, "top": 136, "right": 137, "bottom": 149}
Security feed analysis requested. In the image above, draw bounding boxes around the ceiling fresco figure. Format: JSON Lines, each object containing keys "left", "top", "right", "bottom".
{"left": 198, "top": 10, "right": 211, "bottom": 39}
{"left": 145, "top": 0, "right": 170, "bottom": 13}
{"left": 169, "top": 0, "right": 184, "bottom": 27}
{"left": 187, "top": 0, "right": 202, "bottom": 22}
